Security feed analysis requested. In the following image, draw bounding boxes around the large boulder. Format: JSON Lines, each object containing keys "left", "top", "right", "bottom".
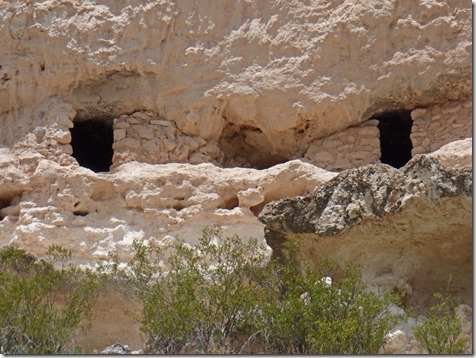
{"left": 259, "top": 154, "right": 472, "bottom": 311}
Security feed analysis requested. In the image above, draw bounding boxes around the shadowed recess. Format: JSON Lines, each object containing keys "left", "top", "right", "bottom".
{"left": 218, "top": 123, "right": 288, "bottom": 169}
{"left": 375, "top": 110, "right": 413, "bottom": 168}
{"left": 70, "top": 119, "right": 114, "bottom": 173}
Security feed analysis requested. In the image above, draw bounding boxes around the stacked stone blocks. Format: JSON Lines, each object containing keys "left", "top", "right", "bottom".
{"left": 410, "top": 100, "right": 472, "bottom": 156}
{"left": 112, "top": 111, "right": 223, "bottom": 169}
{"left": 304, "top": 120, "right": 381, "bottom": 171}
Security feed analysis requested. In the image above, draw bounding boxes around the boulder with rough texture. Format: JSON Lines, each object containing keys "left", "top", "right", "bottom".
{"left": 99, "top": 343, "right": 132, "bottom": 355}
{"left": 260, "top": 155, "right": 471, "bottom": 237}
{"left": 428, "top": 137, "right": 472, "bottom": 169}
{"left": 259, "top": 154, "right": 472, "bottom": 311}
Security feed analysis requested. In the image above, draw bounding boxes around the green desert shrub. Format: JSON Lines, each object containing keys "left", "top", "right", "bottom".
{"left": 253, "top": 241, "right": 402, "bottom": 354}
{"left": 108, "top": 227, "right": 271, "bottom": 354}
{"left": 414, "top": 293, "right": 471, "bottom": 354}
{"left": 0, "top": 244, "right": 99, "bottom": 354}
{"left": 111, "top": 228, "right": 402, "bottom": 354}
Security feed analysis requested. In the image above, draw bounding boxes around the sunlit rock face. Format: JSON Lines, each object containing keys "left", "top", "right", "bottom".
{"left": 0, "top": 0, "right": 471, "bottom": 166}
{"left": 0, "top": 0, "right": 472, "bottom": 353}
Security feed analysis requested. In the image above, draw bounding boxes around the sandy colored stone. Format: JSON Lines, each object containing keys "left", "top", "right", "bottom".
{"left": 0, "top": 0, "right": 472, "bottom": 353}
{"left": 188, "top": 152, "right": 210, "bottom": 165}
{"left": 0, "top": 0, "right": 471, "bottom": 160}
{"left": 162, "top": 138, "right": 177, "bottom": 152}
{"left": 237, "top": 187, "right": 265, "bottom": 208}
{"left": 120, "top": 138, "right": 141, "bottom": 149}
{"left": 412, "top": 146, "right": 426, "bottom": 155}
{"left": 0, "top": 150, "right": 336, "bottom": 266}
{"left": 132, "top": 125, "right": 154, "bottom": 140}
{"left": 132, "top": 112, "right": 151, "bottom": 121}
{"left": 114, "top": 129, "right": 126, "bottom": 141}
{"left": 428, "top": 138, "right": 472, "bottom": 169}
{"left": 152, "top": 119, "right": 173, "bottom": 127}
{"left": 410, "top": 100, "right": 471, "bottom": 157}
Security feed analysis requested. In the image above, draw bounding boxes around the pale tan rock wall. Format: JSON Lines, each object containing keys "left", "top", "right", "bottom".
{"left": 0, "top": 0, "right": 471, "bottom": 159}
{"left": 0, "top": 0, "right": 472, "bottom": 353}
{"left": 302, "top": 98, "right": 472, "bottom": 172}
{"left": 411, "top": 100, "right": 472, "bottom": 156}
{"left": 2, "top": 99, "right": 470, "bottom": 173}
{"left": 304, "top": 120, "right": 380, "bottom": 171}
{"left": 0, "top": 154, "right": 336, "bottom": 265}
{"left": 0, "top": 97, "right": 75, "bottom": 165}
{"left": 428, "top": 138, "right": 472, "bottom": 169}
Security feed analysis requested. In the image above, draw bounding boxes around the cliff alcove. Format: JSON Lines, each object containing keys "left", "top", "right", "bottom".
{"left": 0, "top": 191, "right": 22, "bottom": 221}
{"left": 376, "top": 110, "right": 413, "bottom": 168}
{"left": 0, "top": 196, "right": 14, "bottom": 221}
{"left": 70, "top": 119, "right": 114, "bottom": 173}
{"left": 218, "top": 123, "right": 288, "bottom": 169}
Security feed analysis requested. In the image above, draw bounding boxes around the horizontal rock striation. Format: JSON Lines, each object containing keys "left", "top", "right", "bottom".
{"left": 0, "top": 152, "right": 335, "bottom": 265}
{"left": 0, "top": 0, "right": 472, "bottom": 351}
{"left": 411, "top": 100, "right": 472, "bottom": 156}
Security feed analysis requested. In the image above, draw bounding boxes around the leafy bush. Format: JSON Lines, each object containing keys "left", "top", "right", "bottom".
{"left": 254, "top": 241, "right": 402, "bottom": 354}
{"left": 111, "top": 228, "right": 402, "bottom": 354}
{"left": 109, "top": 227, "right": 271, "bottom": 354}
{"left": 0, "top": 244, "right": 99, "bottom": 354}
{"left": 414, "top": 293, "right": 471, "bottom": 354}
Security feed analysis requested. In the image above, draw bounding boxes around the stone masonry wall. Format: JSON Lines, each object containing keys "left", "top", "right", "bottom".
{"left": 304, "top": 120, "right": 380, "bottom": 171}
{"left": 112, "top": 111, "right": 224, "bottom": 169}
{"left": 2, "top": 100, "right": 469, "bottom": 174}
{"left": 411, "top": 100, "right": 472, "bottom": 156}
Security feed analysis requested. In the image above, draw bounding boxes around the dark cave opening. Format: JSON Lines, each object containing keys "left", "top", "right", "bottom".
{"left": 375, "top": 110, "right": 413, "bottom": 168}
{"left": 0, "top": 197, "right": 13, "bottom": 221}
{"left": 70, "top": 119, "right": 114, "bottom": 173}
{"left": 0, "top": 191, "right": 22, "bottom": 221}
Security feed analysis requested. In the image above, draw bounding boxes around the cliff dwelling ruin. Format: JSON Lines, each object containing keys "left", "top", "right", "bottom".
{"left": 0, "top": 0, "right": 471, "bottom": 353}
{"left": 63, "top": 102, "right": 471, "bottom": 173}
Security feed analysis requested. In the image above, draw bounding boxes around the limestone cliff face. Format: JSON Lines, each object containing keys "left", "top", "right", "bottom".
{"left": 0, "top": 156, "right": 335, "bottom": 264}
{"left": 0, "top": 0, "right": 471, "bottom": 161}
{"left": 0, "top": 0, "right": 469, "bottom": 263}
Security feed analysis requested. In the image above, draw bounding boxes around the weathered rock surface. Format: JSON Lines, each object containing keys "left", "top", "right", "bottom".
{"left": 0, "top": 152, "right": 335, "bottom": 264}
{"left": 260, "top": 155, "right": 471, "bottom": 236}
{"left": 428, "top": 137, "right": 472, "bottom": 169}
{"left": 0, "top": 0, "right": 471, "bottom": 162}
{"left": 99, "top": 343, "right": 132, "bottom": 355}
{"left": 259, "top": 154, "right": 472, "bottom": 311}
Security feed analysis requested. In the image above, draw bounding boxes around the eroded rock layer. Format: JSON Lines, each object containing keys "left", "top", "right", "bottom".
{"left": 0, "top": 152, "right": 336, "bottom": 264}
{"left": 0, "top": 0, "right": 472, "bottom": 352}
